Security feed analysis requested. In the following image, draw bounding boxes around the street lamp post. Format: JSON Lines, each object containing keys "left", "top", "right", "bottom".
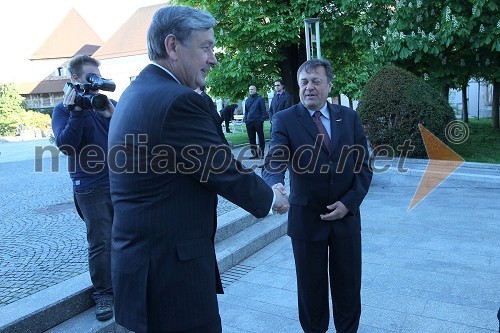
{"left": 304, "top": 18, "right": 321, "bottom": 60}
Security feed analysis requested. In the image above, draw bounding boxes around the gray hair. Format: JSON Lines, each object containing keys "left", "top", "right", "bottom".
{"left": 296, "top": 59, "right": 333, "bottom": 83}
{"left": 147, "top": 6, "right": 216, "bottom": 61}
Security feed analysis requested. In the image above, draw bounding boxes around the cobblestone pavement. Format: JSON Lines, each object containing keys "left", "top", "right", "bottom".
{"left": 0, "top": 139, "right": 241, "bottom": 307}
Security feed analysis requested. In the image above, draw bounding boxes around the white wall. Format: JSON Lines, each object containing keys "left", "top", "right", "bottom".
{"left": 99, "top": 54, "right": 150, "bottom": 101}
{"left": 449, "top": 80, "right": 493, "bottom": 119}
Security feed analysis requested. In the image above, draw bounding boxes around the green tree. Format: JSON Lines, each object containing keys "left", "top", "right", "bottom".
{"left": 350, "top": 0, "right": 499, "bottom": 125}
{"left": 0, "top": 83, "right": 26, "bottom": 136}
{"left": 176, "top": 0, "right": 380, "bottom": 104}
{"left": 0, "top": 83, "right": 51, "bottom": 136}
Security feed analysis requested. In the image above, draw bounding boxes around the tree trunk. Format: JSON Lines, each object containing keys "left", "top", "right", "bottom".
{"left": 493, "top": 79, "right": 499, "bottom": 129}
{"left": 348, "top": 96, "right": 353, "bottom": 109}
{"left": 441, "top": 85, "right": 450, "bottom": 101}
{"left": 277, "top": 44, "right": 307, "bottom": 105}
{"left": 461, "top": 82, "right": 469, "bottom": 123}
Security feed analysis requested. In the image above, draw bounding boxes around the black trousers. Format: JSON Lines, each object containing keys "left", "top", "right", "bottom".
{"left": 147, "top": 315, "right": 221, "bottom": 333}
{"left": 245, "top": 120, "right": 265, "bottom": 157}
{"left": 291, "top": 231, "right": 361, "bottom": 333}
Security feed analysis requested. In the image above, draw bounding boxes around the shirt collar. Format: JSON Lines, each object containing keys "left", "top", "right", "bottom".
{"left": 151, "top": 62, "right": 181, "bottom": 85}
{"left": 306, "top": 103, "right": 329, "bottom": 120}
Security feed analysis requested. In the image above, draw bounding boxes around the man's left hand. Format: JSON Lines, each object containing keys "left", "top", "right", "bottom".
{"left": 98, "top": 100, "right": 114, "bottom": 118}
{"left": 320, "top": 201, "right": 349, "bottom": 220}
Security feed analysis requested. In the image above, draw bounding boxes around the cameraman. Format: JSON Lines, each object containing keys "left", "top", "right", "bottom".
{"left": 51, "top": 55, "right": 115, "bottom": 322}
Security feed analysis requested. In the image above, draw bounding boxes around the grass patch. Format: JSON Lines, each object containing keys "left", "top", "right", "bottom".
{"left": 449, "top": 118, "right": 500, "bottom": 164}
{"left": 222, "top": 118, "right": 500, "bottom": 164}
{"left": 223, "top": 121, "right": 271, "bottom": 146}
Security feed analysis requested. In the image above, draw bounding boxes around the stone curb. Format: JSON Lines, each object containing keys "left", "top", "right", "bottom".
{"left": 0, "top": 209, "right": 288, "bottom": 333}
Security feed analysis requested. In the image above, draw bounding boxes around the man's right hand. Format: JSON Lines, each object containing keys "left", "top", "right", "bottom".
{"left": 272, "top": 183, "right": 289, "bottom": 214}
{"left": 63, "top": 87, "right": 82, "bottom": 111}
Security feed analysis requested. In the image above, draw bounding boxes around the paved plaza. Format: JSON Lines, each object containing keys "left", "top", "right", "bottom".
{"left": 218, "top": 184, "right": 500, "bottom": 332}
{"left": 0, "top": 138, "right": 499, "bottom": 332}
{"left": 0, "top": 139, "right": 238, "bottom": 306}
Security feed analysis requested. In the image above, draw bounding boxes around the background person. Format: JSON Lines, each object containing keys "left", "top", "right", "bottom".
{"left": 51, "top": 55, "right": 115, "bottom": 322}
{"left": 221, "top": 103, "right": 238, "bottom": 133}
{"left": 196, "top": 86, "right": 227, "bottom": 144}
{"left": 107, "top": 6, "right": 288, "bottom": 333}
{"left": 268, "top": 79, "right": 292, "bottom": 134}
{"left": 262, "top": 58, "right": 372, "bottom": 333}
{"left": 243, "top": 85, "right": 266, "bottom": 159}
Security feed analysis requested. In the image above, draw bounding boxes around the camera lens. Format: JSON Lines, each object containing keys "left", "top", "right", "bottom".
{"left": 91, "top": 94, "right": 109, "bottom": 111}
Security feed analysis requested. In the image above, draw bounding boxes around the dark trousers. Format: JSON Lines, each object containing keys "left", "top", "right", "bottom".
{"left": 146, "top": 315, "right": 222, "bottom": 333}
{"left": 291, "top": 232, "right": 362, "bottom": 333}
{"left": 245, "top": 120, "right": 265, "bottom": 157}
{"left": 74, "top": 187, "right": 114, "bottom": 302}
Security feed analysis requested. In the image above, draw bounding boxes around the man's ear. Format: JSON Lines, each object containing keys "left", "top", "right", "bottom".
{"left": 164, "top": 34, "right": 178, "bottom": 60}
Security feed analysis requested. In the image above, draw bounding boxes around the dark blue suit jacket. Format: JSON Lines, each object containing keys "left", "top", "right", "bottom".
{"left": 108, "top": 64, "right": 274, "bottom": 332}
{"left": 262, "top": 102, "right": 372, "bottom": 241}
{"left": 269, "top": 90, "right": 292, "bottom": 120}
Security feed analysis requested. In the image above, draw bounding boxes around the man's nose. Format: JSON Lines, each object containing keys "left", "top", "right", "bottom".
{"left": 305, "top": 82, "right": 316, "bottom": 90}
{"left": 208, "top": 49, "right": 217, "bottom": 66}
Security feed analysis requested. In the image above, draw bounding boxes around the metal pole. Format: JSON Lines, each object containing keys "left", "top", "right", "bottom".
{"left": 477, "top": 80, "right": 480, "bottom": 119}
{"left": 315, "top": 20, "right": 321, "bottom": 59}
{"left": 304, "top": 21, "right": 311, "bottom": 60}
{"left": 304, "top": 18, "right": 320, "bottom": 61}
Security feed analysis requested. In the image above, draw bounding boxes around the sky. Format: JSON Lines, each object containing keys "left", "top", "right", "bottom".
{"left": 0, "top": 0, "right": 163, "bottom": 83}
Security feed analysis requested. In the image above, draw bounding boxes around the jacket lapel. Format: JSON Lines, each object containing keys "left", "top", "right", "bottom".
{"left": 296, "top": 103, "right": 330, "bottom": 155}
{"left": 328, "top": 103, "right": 343, "bottom": 155}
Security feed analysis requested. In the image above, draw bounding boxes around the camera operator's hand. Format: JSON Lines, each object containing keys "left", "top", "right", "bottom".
{"left": 98, "top": 99, "right": 114, "bottom": 118}
{"left": 63, "top": 86, "right": 82, "bottom": 112}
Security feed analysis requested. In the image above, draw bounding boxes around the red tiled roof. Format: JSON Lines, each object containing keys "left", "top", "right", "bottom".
{"left": 93, "top": 4, "right": 164, "bottom": 60}
{"left": 17, "top": 79, "right": 67, "bottom": 95}
{"left": 30, "top": 8, "right": 103, "bottom": 60}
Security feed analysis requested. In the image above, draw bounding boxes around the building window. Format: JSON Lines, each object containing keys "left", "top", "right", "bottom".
{"left": 57, "top": 67, "right": 69, "bottom": 76}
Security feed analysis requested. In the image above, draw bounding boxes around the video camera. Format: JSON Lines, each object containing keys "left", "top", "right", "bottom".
{"left": 65, "top": 73, "right": 116, "bottom": 111}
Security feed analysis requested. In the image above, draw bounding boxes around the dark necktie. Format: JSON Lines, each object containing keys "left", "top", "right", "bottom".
{"left": 313, "top": 111, "right": 331, "bottom": 152}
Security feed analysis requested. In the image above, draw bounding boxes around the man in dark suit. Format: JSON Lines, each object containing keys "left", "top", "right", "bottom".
{"left": 244, "top": 85, "right": 267, "bottom": 159}
{"left": 262, "top": 59, "right": 372, "bottom": 333}
{"left": 196, "top": 86, "right": 227, "bottom": 144}
{"left": 268, "top": 79, "right": 292, "bottom": 134}
{"left": 108, "top": 6, "right": 288, "bottom": 333}
{"left": 221, "top": 103, "right": 238, "bottom": 133}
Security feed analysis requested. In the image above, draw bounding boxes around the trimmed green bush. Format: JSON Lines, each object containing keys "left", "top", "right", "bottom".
{"left": 357, "top": 65, "right": 455, "bottom": 158}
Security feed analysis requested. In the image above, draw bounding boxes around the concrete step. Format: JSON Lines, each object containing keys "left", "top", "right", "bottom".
{"left": 45, "top": 212, "right": 288, "bottom": 333}
{"left": 0, "top": 209, "right": 288, "bottom": 333}
{"left": 216, "top": 211, "right": 287, "bottom": 273}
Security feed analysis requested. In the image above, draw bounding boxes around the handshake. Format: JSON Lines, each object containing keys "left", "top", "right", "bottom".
{"left": 271, "top": 183, "right": 289, "bottom": 214}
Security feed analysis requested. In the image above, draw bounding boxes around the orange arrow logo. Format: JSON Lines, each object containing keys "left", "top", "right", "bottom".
{"left": 408, "top": 124, "right": 465, "bottom": 211}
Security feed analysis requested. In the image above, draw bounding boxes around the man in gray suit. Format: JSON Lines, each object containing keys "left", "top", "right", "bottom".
{"left": 108, "top": 6, "right": 288, "bottom": 333}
